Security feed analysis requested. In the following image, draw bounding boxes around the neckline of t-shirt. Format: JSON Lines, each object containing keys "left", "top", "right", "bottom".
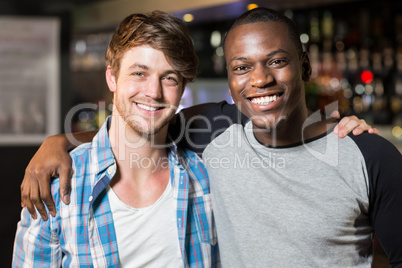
{"left": 246, "top": 121, "right": 336, "bottom": 149}
{"left": 107, "top": 178, "right": 172, "bottom": 212}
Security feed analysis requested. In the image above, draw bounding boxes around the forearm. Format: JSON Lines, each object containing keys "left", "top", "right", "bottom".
{"left": 62, "top": 130, "right": 98, "bottom": 151}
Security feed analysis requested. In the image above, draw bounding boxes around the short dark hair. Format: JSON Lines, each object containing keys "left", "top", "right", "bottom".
{"left": 224, "top": 7, "right": 303, "bottom": 58}
{"left": 105, "top": 10, "right": 198, "bottom": 86}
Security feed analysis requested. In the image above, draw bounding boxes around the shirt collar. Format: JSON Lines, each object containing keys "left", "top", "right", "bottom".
{"left": 91, "top": 115, "right": 115, "bottom": 175}
{"left": 167, "top": 134, "right": 180, "bottom": 164}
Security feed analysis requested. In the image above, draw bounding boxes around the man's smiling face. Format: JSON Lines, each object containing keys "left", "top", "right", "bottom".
{"left": 108, "top": 45, "right": 183, "bottom": 136}
{"left": 225, "top": 21, "right": 308, "bottom": 131}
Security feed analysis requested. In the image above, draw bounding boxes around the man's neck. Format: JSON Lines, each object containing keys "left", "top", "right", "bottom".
{"left": 253, "top": 107, "right": 335, "bottom": 147}
{"left": 108, "top": 115, "right": 171, "bottom": 208}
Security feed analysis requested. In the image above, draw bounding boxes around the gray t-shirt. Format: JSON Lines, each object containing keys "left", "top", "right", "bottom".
{"left": 173, "top": 101, "right": 402, "bottom": 267}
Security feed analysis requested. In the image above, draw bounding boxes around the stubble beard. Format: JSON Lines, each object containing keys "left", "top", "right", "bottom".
{"left": 115, "top": 97, "right": 176, "bottom": 137}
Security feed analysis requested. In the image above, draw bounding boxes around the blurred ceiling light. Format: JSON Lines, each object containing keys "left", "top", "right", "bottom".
{"left": 392, "top": 126, "right": 402, "bottom": 138}
{"left": 355, "top": 84, "right": 365, "bottom": 95}
{"left": 330, "top": 77, "right": 340, "bottom": 90}
{"left": 361, "top": 70, "right": 373, "bottom": 84}
{"left": 247, "top": 4, "right": 258, "bottom": 10}
{"left": 75, "top": 40, "right": 86, "bottom": 54}
{"left": 210, "top": 31, "right": 221, "bottom": 48}
{"left": 365, "top": 84, "right": 374, "bottom": 94}
{"left": 300, "top": 33, "right": 309, "bottom": 44}
{"left": 216, "top": 47, "right": 224, "bottom": 57}
{"left": 343, "top": 88, "right": 353, "bottom": 99}
{"left": 284, "top": 9, "right": 293, "bottom": 19}
{"left": 335, "top": 41, "right": 345, "bottom": 51}
{"left": 183, "top": 14, "right": 194, "bottom": 22}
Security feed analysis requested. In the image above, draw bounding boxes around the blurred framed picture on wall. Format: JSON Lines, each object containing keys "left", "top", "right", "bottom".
{"left": 0, "top": 16, "right": 60, "bottom": 145}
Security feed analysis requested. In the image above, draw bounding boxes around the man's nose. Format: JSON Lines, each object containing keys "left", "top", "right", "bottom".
{"left": 250, "top": 66, "right": 274, "bottom": 88}
{"left": 144, "top": 76, "right": 162, "bottom": 99}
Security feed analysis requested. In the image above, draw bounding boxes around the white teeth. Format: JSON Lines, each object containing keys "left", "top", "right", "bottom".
{"left": 251, "top": 95, "right": 278, "bottom": 105}
{"left": 137, "top": 103, "right": 158, "bottom": 111}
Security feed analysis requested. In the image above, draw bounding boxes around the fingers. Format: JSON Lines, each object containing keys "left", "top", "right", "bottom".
{"left": 335, "top": 115, "right": 378, "bottom": 138}
{"left": 29, "top": 172, "right": 49, "bottom": 221}
{"left": 330, "top": 110, "right": 340, "bottom": 119}
{"left": 21, "top": 171, "right": 29, "bottom": 208}
{"left": 356, "top": 126, "right": 378, "bottom": 135}
{"left": 20, "top": 134, "right": 76, "bottom": 221}
{"left": 333, "top": 124, "right": 340, "bottom": 136}
{"left": 22, "top": 169, "right": 40, "bottom": 219}
{"left": 21, "top": 172, "right": 36, "bottom": 219}
{"left": 335, "top": 116, "right": 359, "bottom": 138}
{"left": 351, "top": 121, "right": 371, "bottom": 136}
{"left": 58, "top": 164, "right": 72, "bottom": 205}
{"left": 37, "top": 173, "right": 56, "bottom": 218}
{"left": 369, "top": 127, "right": 379, "bottom": 135}
{"left": 23, "top": 196, "right": 37, "bottom": 220}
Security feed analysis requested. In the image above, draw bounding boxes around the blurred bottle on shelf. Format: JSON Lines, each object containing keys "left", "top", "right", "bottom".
{"left": 301, "top": 4, "right": 402, "bottom": 129}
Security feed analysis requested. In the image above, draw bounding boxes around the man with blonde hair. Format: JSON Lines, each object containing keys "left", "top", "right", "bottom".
{"left": 13, "top": 11, "right": 218, "bottom": 267}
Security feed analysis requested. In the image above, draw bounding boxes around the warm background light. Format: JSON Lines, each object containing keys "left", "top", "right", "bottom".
{"left": 183, "top": 13, "right": 194, "bottom": 22}
{"left": 361, "top": 70, "right": 373, "bottom": 84}
{"left": 247, "top": 3, "right": 258, "bottom": 10}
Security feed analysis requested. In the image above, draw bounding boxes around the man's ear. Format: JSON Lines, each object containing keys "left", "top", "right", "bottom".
{"left": 106, "top": 66, "right": 117, "bottom": 92}
{"left": 301, "top": 52, "right": 312, "bottom": 82}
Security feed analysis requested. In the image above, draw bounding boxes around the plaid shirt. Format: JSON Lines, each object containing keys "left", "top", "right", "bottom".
{"left": 13, "top": 117, "right": 219, "bottom": 267}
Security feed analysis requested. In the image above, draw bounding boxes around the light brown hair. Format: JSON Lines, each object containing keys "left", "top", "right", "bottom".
{"left": 105, "top": 10, "right": 198, "bottom": 86}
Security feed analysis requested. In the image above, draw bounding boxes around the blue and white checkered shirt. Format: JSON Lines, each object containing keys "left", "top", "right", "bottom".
{"left": 13, "top": 116, "right": 219, "bottom": 267}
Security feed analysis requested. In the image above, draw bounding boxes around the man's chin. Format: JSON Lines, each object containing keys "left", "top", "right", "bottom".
{"left": 128, "top": 124, "right": 162, "bottom": 136}
{"left": 250, "top": 115, "right": 285, "bottom": 130}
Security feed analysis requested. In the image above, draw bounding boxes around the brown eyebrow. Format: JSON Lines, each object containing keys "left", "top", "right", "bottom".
{"left": 162, "top": 70, "right": 179, "bottom": 76}
{"left": 228, "top": 56, "right": 247, "bottom": 63}
{"left": 266, "top": 49, "right": 288, "bottom": 57}
{"left": 128, "top": 64, "right": 149, "bottom": 70}
{"left": 128, "top": 64, "right": 179, "bottom": 77}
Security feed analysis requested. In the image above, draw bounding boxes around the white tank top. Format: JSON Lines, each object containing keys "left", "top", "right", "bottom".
{"left": 107, "top": 180, "right": 183, "bottom": 268}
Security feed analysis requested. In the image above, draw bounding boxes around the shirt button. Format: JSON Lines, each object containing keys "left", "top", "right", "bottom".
{"left": 89, "top": 196, "right": 93, "bottom": 202}
{"left": 107, "top": 169, "right": 113, "bottom": 175}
